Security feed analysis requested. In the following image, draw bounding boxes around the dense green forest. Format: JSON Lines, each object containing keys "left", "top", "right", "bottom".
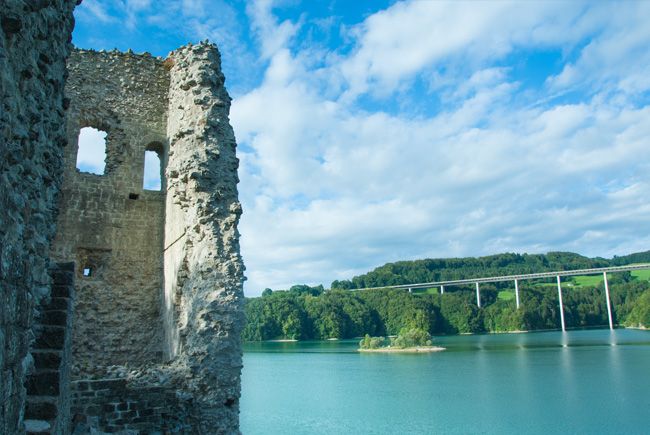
{"left": 243, "top": 251, "right": 650, "bottom": 341}
{"left": 330, "top": 250, "right": 650, "bottom": 289}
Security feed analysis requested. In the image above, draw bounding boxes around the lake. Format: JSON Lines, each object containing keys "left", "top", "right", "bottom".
{"left": 241, "top": 329, "right": 650, "bottom": 434}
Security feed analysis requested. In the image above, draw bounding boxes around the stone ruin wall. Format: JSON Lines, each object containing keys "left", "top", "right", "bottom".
{"left": 51, "top": 49, "right": 169, "bottom": 377}
{"left": 0, "top": 1, "right": 78, "bottom": 433}
{"left": 1, "top": 1, "right": 246, "bottom": 433}
{"left": 164, "top": 43, "right": 245, "bottom": 433}
{"left": 58, "top": 45, "right": 244, "bottom": 433}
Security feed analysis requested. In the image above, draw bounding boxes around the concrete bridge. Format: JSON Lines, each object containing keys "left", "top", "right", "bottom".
{"left": 351, "top": 264, "right": 650, "bottom": 332}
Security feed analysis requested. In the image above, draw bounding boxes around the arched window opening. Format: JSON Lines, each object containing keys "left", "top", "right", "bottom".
{"left": 76, "top": 127, "right": 107, "bottom": 174}
{"left": 143, "top": 143, "right": 163, "bottom": 191}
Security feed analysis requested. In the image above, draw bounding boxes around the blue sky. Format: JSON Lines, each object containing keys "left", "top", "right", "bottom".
{"left": 72, "top": 1, "right": 650, "bottom": 296}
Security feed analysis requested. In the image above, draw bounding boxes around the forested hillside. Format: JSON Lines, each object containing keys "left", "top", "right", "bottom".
{"left": 331, "top": 251, "right": 650, "bottom": 290}
{"left": 243, "top": 251, "right": 650, "bottom": 341}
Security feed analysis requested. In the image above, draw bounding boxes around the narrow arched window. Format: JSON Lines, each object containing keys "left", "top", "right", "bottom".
{"left": 76, "top": 127, "right": 107, "bottom": 174}
{"left": 143, "top": 142, "right": 163, "bottom": 190}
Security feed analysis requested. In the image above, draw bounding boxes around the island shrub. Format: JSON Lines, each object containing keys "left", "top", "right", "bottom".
{"left": 391, "top": 327, "right": 432, "bottom": 349}
{"left": 359, "top": 334, "right": 387, "bottom": 349}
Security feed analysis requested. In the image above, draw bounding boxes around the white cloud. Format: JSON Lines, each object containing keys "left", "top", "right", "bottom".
{"left": 547, "top": 2, "right": 650, "bottom": 97}
{"left": 73, "top": 0, "right": 650, "bottom": 295}
{"left": 75, "top": 0, "right": 116, "bottom": 24}
{"left": 339, "top": 0, "right": 589, "bottom": 100}
{"left": 235, "top": 81, "right": 650, "bottom": 293}
{"left": 246, "top": 0, "right": 301, "bottom": 60}
{"left": 230, "top": 1, "right": 650, "bottom": 295}
{"left": 124, "top": 0, "right": 151, "bottom": 29}
{"left": 76, "top": 127, "right": 107, "bottom": 175}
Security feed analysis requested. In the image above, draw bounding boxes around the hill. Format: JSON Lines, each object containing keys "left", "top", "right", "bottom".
{"left": 331, "top": 251, "right": 650, "bottom": 290}
{"left": 244, "top": 250, "right": 650, "bottom": 341}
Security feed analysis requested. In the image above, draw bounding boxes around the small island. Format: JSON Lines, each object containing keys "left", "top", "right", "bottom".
{"left": 358, "top": 328, "right": 445, "bottom": 353}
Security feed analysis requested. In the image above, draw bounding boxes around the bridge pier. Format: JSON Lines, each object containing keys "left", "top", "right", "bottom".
{"left": 476, "top": 282, "right": 481, "bottom": 308}
{"left": 440, "top": 285, "right": 444, "bottom": 295}
{"left": 603, "top": 272, "right": 614, "bottom": 330}
{"left": 514, "top": 279, "right": 520, "bottom": 309}
{"left": 557, "top": 276, "right": 566, "bottom": 332}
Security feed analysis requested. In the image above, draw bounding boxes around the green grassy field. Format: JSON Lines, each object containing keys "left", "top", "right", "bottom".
{"left": 498, "top": 290, "right": 515, "bottom": 301}
{"left": 631, "top": 269, "right": 650, "bottom": 281}
{"left": 412, "top": 287, "right": 440, "bottom": 295}
{"left": 571, "top": 275, "right": 603, "bottom": 287}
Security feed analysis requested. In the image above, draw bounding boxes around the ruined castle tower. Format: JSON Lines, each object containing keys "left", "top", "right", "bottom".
{"left": 1, "top": 1, "right": 245, "bottom": 433}
{"left": 50, "top": 44, "right": 245, "bottom": 433}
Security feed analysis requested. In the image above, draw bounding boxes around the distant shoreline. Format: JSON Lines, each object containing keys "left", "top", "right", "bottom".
{"left": 358, "top": 346, "right": 446, "bottom": 353}
{"left": 488, "top": 330, "right": 528, "bottom": 334}
{"left": 254, "top": 326, "right": 649, "bottom": 344}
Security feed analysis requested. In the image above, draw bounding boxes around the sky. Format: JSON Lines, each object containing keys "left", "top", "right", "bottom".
{"left": 71, "top": 0, "right": 650, "bottom": 296}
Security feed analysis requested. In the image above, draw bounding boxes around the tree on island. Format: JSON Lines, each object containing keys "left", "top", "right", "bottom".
{"left": 391, "top": 327, "right": 433, "bottom": 348}
{"left": 359, "top": 334, "right": 386, "bottom": 349}
{"left": 359, "top": 328, "right": 433, "bottom": 350}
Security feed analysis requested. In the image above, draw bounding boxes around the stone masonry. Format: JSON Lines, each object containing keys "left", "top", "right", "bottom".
{"left": 51, "top": 49, "right": 169, "bottom": 377}
{"left": 53, "top": 45, "right": 244, "bottom": 433}
{"left": 1, "top": 1, "right": 246, "bottom": 433}
{"left": 1, "top": 1, "right": 78, "bottom": 433}
{"left": 163, "top": 43, "right": 245, "bottom": 434}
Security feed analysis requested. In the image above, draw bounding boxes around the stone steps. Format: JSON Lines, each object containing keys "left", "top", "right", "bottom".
{"left": 24, "top": 262, "right": 75, "bottom": 435}
{"left": 44, "top": 297, "right": 71, "bottom": 311}
{"left": 31, "top": 350, "right": 63, "bottom": 370}
{"left": 34, "top": 325, "right": 66, "bottom": 349}
{"left": 26, "top": 369, "right": 61, "bottom": 396}
{"left": 25, "top": 395, "right": 58, "bottom": 420}
{"left": 24, "top": 419, "right": 52, "bottom": 434}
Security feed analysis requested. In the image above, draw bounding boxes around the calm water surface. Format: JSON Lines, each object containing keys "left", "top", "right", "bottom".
{"left": 241, "top": 329, "right": 650, "bottom": 434}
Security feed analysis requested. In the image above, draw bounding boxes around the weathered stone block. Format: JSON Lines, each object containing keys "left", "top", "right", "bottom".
{"left": 85, "top": 405, "right": 101, "bottom": 416}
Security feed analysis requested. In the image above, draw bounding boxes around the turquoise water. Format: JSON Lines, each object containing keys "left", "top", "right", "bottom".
{"left": 241, "top": 329, "right": 650, "bottom": 434}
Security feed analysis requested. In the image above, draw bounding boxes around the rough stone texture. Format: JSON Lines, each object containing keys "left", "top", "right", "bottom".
{"left": 164, "top": 42, "right": 245, "bottom": 434}
{"left": 0, "top": 1, "right": 78, "bottom": 433}
{"left": 70, "top": 379, "right": 193, "bottom": 433}
{"left": 50, "top": 49, "right": 169, "bottom": 377}
{"left": 1, "top": 3, "right": 244, "bottom": 431}
{"left": 52, "top": 44, "right": 245, "bottom": 433}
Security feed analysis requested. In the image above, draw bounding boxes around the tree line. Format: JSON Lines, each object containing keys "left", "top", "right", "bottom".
{"left": 243, "top": 251, "right": 650, "bottom": 341}
{"left": 331, "top": 251, "right": 650, "bottom": 290}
